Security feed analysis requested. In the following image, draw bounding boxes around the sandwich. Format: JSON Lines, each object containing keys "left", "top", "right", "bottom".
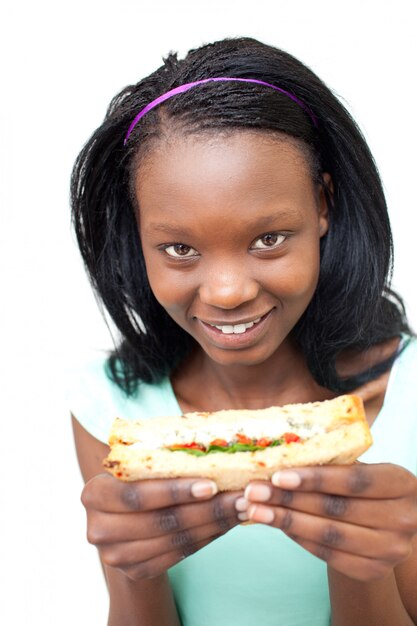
{"left": 103, "top": 395, "right": 372, "bottom": 491}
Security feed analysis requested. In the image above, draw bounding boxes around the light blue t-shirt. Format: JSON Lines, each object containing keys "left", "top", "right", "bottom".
{"left": 70, "top": 338, "right": 417, "bottom": 626}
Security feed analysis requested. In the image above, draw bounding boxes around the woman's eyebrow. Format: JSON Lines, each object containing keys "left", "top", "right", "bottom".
{"left": 146, "top": 210, "right": 301, "bottom": 237}
{"left": 146, "top": 223, "right": 195, "bottom": 237}
{"left": 248, "top": 209, "right": 301, "bottom": 229}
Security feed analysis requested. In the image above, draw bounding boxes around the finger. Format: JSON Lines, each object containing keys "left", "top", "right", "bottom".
{"left": 287, "top": 536, "right": 394, "bottom": 582}
{"left": 246, "top": 504, "right": 410, "bottom": 561}
{"left": 244, "top": 484, "right": 415, "bottom": 531}
{"left": 120, "top": 536, "right": 217, "bottom": 581}
{"left": 270, "top": 464, "right": 417, "bottom": 499}
{"left": 88, "top": 493, "right": 241, "bottom": 543}
{"left": 100, "top": 519, "right": 229, "bottom": 568}
{"left": 82, "top": 473, "right": 222, "bottom": 512}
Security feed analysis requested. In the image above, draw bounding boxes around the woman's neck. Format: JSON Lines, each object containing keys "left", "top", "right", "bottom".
{"left": 171, "top": 338, "right": 334, "bottom": 413}
{"left": 171, "top": 335, "right": 401, "bottom": 421}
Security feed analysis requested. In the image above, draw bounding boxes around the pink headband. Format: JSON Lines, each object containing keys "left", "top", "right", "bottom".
{"left": 124, "top": 77, "right": 318, "bottom": 145}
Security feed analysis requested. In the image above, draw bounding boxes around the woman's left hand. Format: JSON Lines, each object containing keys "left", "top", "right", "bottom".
{"left": 241, "top": 463, "right": 417, "bottom": 582}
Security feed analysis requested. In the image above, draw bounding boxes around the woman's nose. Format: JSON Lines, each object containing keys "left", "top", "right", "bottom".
{"left": 198, "top": 264, "right": 260, "bottom": 309}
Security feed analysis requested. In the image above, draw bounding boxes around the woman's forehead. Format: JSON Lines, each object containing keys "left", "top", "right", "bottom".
{"left": 133, "top": 132, "right": 322, "bottom": 242}
{"left": 134, "top": 131, "right": 316, "bottom": 210}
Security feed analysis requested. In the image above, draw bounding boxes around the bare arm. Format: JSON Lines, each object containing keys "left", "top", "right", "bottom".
{"left": 328, "top": 567, "right": 415, "bottom": 626}
{"left": 72, "top": 415, "right": 181, "bottom": 626}
{"left": 105, "top": 570, "right": 181, "bottom": 626}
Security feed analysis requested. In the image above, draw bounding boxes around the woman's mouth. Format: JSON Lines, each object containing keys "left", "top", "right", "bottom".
{"left": 196, "top": 310, "right": 274, "bottom": 348}
{"left": 207, "top": 316, "right": 262, "bottom": 334}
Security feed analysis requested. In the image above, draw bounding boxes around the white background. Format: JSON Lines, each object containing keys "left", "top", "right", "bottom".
{"left": 1, "top": 1, "right": 416, "bottom": 624}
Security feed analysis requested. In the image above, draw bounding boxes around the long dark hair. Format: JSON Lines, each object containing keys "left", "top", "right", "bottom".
{"left": 71, "top": 36, "right": 412, "bottom": 395}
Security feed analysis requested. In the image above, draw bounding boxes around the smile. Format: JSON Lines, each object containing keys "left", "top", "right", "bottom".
{"left": 197, "top": 310, "right": 274, "bottom": 348}
{"left": 206, "top": 317, "right": 262, "bottom": 335}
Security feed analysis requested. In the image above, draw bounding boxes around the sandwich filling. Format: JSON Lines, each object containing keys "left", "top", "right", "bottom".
{"left": 165, "top": 432, "right": 302, "bottom": 456}
{"left": 128, "top": 416, "right": 327, "bottom": 454}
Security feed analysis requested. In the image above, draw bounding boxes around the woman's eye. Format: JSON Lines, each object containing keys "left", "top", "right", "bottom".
{"left": 251, "top": 233, "right": 286, "bottom": 250}
{"left": 163, "top": 244, "right": 199, "bottom": 258}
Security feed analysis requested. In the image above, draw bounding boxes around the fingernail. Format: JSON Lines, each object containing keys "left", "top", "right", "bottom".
{"left": 271, "top": 471, "right": 301, "bottom": 489}
{"left": 247, "top": 504, "right": 275, "bottom": 524}
{"left": 244, "top": 484, "right": 272, "bottom": 502}
{"left": 237, "top": 511, "right": 249, "bottom": 521}
{"left": 191, "top": 480, "right": 218, "bottom": 498}
{"left": 235, "top": 497, "right": 249, "bottom": 512}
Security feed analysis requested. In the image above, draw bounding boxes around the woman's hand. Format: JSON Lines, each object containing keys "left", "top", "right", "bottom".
{"left": 82, "top": 473, "right": 241, "bottom": 581}
{"left": 240, "top": 463, "right": 417, "bottom": 581}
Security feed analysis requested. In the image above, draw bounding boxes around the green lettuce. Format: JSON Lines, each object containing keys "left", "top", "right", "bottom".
{"left": 168, "top": 439, "right": 284, "bottom": 456}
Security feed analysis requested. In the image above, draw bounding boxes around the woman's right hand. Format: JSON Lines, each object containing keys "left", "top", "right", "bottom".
{"left": 81, "top": 473, "right": 242, "bottom": 581}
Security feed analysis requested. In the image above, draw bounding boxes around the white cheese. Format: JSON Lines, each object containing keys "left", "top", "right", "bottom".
{"left": 130, "top": 417, "right": 325, "bottom": 450}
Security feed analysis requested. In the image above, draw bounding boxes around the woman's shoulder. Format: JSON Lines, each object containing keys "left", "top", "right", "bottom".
{"left": 336, "top": 335, "right": 406, "bottom": 379}
{"left": 359, "top": 335, "right": 417, "bottom": 470}
{"left": 67, "top": 352, "right": 181, "bottom": 444}
{"left": 336, "top": 335, "right": 416, "bottom": 426}
{"left": 385, "top": 334, "right": 417, "bottom": 397}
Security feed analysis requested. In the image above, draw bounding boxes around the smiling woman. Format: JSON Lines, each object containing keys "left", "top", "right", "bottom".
{"left": 70, "top": 36, "right": 417, "bottom": 626}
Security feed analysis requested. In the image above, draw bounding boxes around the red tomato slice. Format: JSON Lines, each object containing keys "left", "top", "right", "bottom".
{"left": 256, "top": 438, "right": 272, "bottom": 447}
{"left": 168, "top": 442, "right": 206, "bottom": 451}
{"left": 210, "top": 439, "right": 229, "bottom": 447}
{"left": 283, "top": 432, "right": 301, "bottom": 444}
{"left": 235, "top": 433, "right": 253, "bottom": 445}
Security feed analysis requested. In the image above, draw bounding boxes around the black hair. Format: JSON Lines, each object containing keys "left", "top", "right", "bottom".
{"left": 71, "top": 36, "right": 412, "bottom": 395}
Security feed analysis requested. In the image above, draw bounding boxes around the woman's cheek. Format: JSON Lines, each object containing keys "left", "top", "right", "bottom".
{"left": 263, "top": 248, "right": 321, "bottom": 302}
{"left": 145, "top": 262, "right": 197, "bottom": 314}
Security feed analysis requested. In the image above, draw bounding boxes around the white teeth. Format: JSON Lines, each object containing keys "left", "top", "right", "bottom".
{"left": 217, "top": 325, "right": 234, "bottom": 334}
{"left": 211, "top": 317, "right": 263, "bottom": 334}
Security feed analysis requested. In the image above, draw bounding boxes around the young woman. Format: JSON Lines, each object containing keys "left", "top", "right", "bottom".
{"left": 70, "top": 37, "right": 417, "bottom": 625}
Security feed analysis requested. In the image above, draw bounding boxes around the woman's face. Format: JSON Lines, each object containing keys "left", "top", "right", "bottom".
{"left": 135, "top": 131, "right": 329, "bottom": 368}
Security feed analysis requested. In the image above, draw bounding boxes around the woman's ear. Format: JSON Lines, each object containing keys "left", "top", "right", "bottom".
{"left": 318, "top": 172, "right": 333, "bottom": 237}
